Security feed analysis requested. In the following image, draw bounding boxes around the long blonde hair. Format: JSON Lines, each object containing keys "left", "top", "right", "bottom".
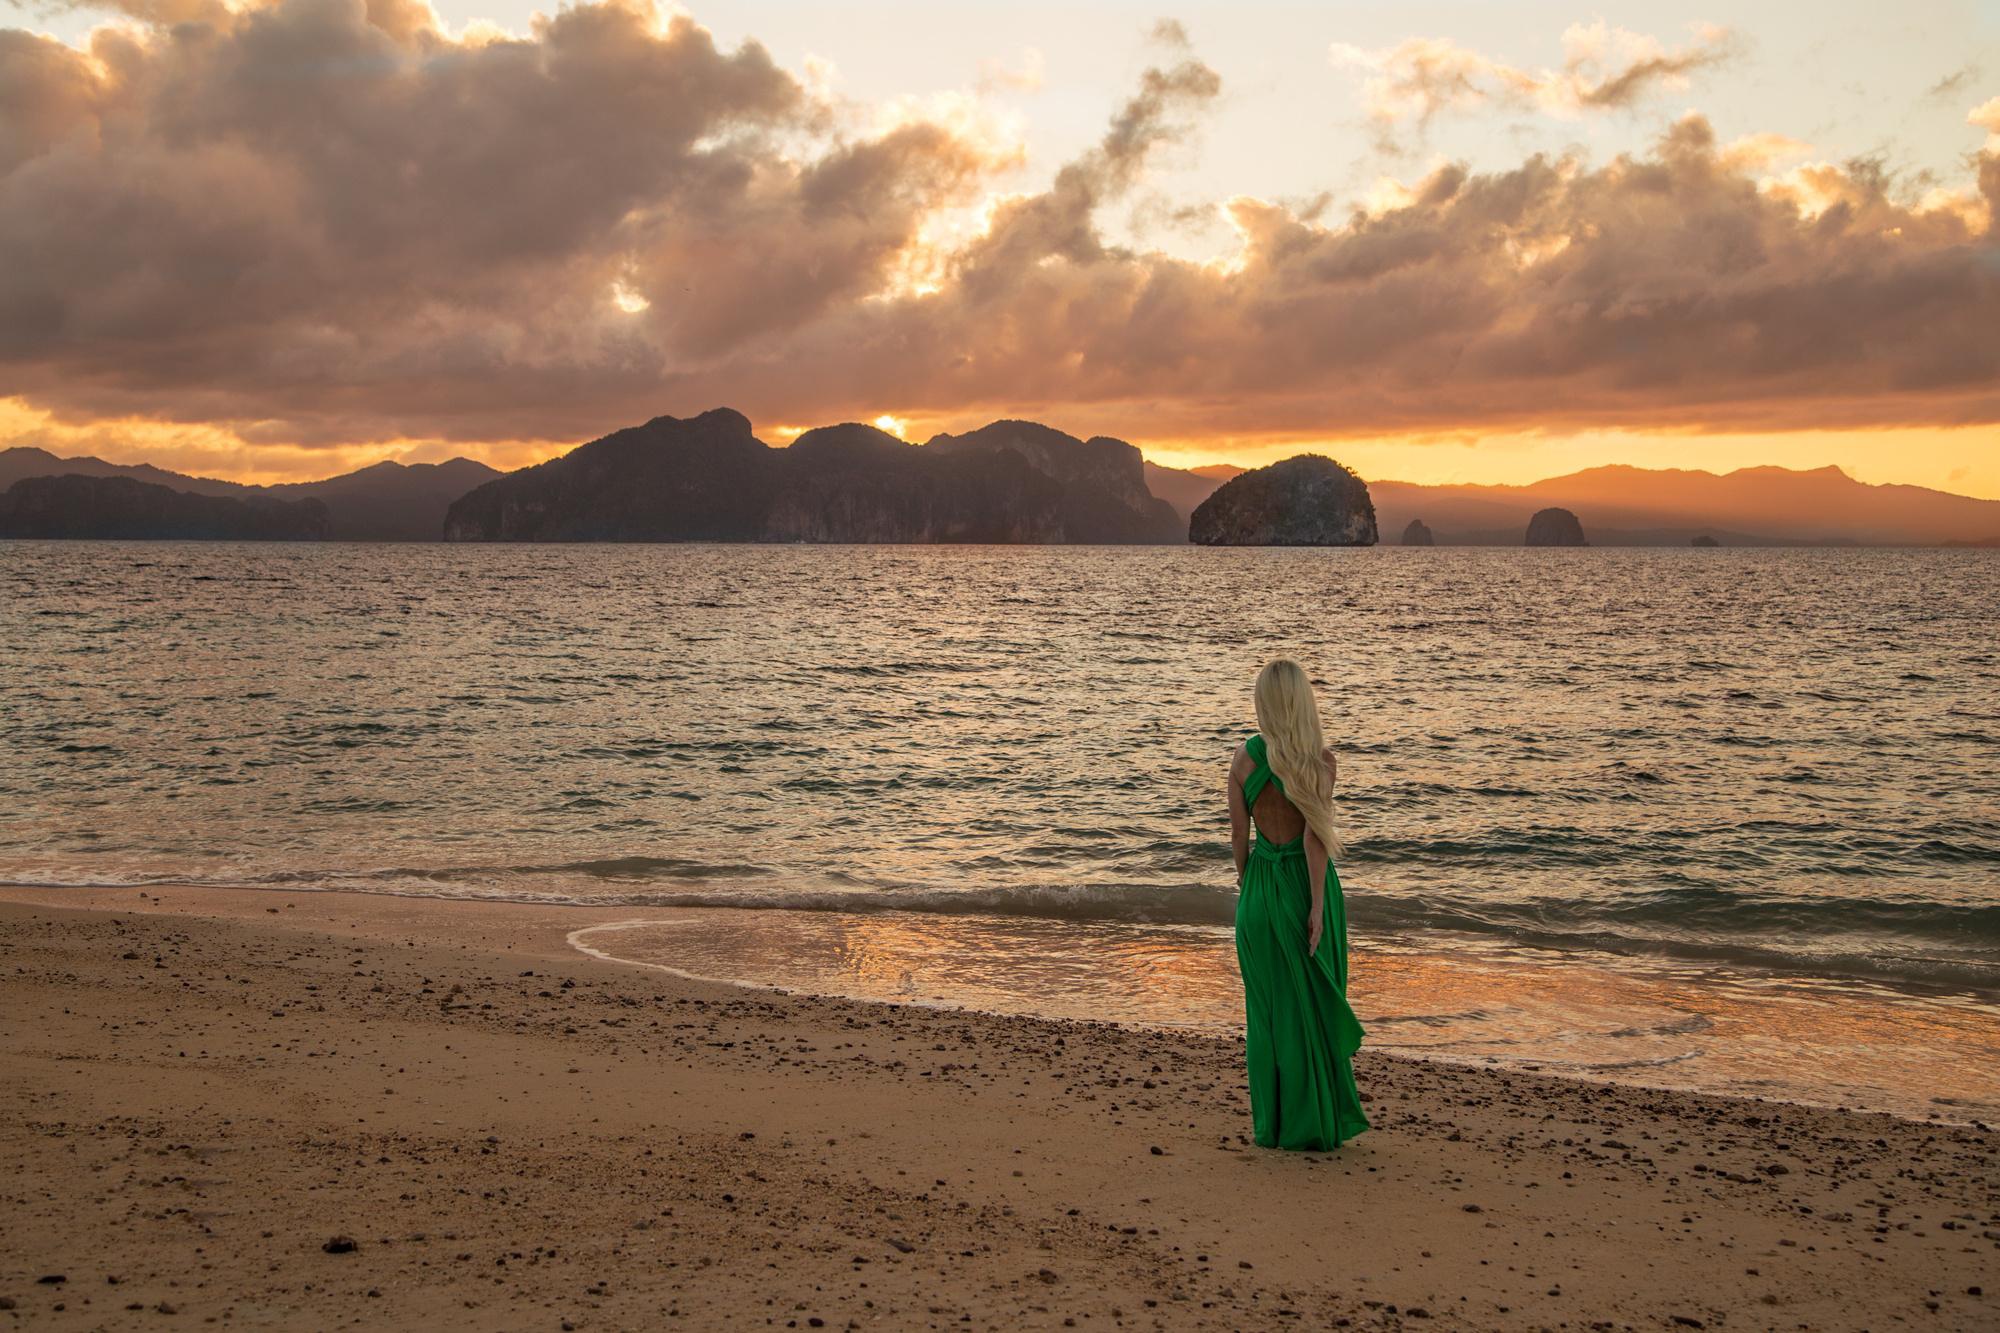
{"left": 1254, "top": 659, "right": 1343, "bottom": 857}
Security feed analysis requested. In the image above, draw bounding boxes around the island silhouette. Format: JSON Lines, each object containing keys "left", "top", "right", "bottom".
{"left": 5, "top": 414, "right": 1997, "bottom": 546}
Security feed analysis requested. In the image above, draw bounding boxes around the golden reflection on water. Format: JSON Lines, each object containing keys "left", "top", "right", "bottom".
{"left": 582, "top": 908, "right": 2000, "bottom": 1122}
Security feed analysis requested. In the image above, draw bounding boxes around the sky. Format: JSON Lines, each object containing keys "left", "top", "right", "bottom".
{"left": 2, "top": 0, "right": 1997, "bottom": 492}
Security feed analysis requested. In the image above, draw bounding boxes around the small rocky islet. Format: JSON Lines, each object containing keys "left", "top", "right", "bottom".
{"left": 1525, "top": 506, "right": 1588, "bottom": 547}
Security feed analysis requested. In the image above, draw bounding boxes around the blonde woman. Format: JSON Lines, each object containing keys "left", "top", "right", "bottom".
{"left": 1227, "top": 658, "right": 1368, "bottom": 1150}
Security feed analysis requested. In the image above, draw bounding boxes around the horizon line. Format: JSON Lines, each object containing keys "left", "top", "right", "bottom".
{"left": 10, "top": 438, "right": 2000, "bottom": 506}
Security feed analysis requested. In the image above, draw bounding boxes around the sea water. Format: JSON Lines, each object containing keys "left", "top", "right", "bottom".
{"left": 4, "top": 541, "right": 1995, "bottom": 1120}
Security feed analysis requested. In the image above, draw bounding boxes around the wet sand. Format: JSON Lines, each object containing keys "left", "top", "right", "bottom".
{"left": 0, "top": 886, "right": 1993, "bottom": 1330}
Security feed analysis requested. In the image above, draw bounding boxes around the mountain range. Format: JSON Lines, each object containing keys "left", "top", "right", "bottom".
{"left": 0, "top": 474, "right": 330, "bottom": 540}
{"left": 4, "top": 426, "right": 1998, "bottom": 546}
{"left": 1142, "top": 461, "right": 1246, "bottom": 520}
{"left": 0, "top": 447, "right": 498, "bottom": 540}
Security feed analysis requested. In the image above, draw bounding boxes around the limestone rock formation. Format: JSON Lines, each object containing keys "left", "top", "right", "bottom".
{"left": 1187, "top": 455, "right": 1377, "bottom": 546}
{"left": 1402, "top": 518, "right": 1435, "bottom": 546}
{"left": 1525, "top": 507, "right": 1588, "bottom": 547}
{"left": 444, "top": 409, "right": 1185, "bottom": 543}
{"left": 925, "top": 421, "right": 1184, "bottom": 543}
{"left": 762, "top": 423, "right": 1072, "bottom": 542}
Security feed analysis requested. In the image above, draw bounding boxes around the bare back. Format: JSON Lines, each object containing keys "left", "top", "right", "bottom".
{"left": 1230, "top": 736, "right": 1339, "bottom": 847}
{"left": 1250, "top": 780, "right": 1305, "bottom": 844}
{"left": 1224, "top": 736, "right": 1336, "bottom": 840}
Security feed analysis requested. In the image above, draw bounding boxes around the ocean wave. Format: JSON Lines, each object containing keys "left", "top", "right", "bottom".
{"left": 16, "top": 860, "right": 1991, "bottom": 996}
{"left": 1340, "top": 822, "right": 2000, "bottom": 870}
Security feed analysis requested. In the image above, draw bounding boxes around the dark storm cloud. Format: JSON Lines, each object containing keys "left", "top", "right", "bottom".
{"left": 0, "top": 0, "right": 1996, "bottom": 453}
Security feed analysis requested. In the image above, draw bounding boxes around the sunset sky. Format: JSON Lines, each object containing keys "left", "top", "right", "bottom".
{"left": 3, "top": 0, "right": 1997, "bottom": 493}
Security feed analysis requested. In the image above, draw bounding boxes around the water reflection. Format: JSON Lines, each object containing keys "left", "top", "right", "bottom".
{"left": 576, "top": 908, "right": 2000, "bottom": 1123}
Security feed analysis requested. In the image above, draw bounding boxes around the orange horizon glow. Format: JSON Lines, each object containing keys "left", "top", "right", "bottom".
{"left": 4, "top": 393, "right": 1997, "bottom": 500}
{"left": 1137, "top": 424, "right": 2000, "bottom": 499}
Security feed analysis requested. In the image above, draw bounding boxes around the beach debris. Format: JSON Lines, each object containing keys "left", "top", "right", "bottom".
{"left": 322, "top": 1236, "right": 358, "bottom": 1255}
{"left": 886, "top": 1237, "right": 915, "bottom": 1253}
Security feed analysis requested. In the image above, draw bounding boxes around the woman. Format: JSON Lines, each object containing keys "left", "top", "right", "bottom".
{"left": 1229, "top": 658, "right": 1368, "bottom": 1150}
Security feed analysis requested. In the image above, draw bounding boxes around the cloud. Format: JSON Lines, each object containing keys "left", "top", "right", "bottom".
{"left": 1332, "top": 21, "right": 1737, "bottom": 151}
{"left": 0, "top": 0, "right": 1007, "bottom": 446}
{"left": 7, "top": 0, "right": 236, "bottom": 25}
{"left": 725, "top": 110, "right": 1999, "bottom": 442}
{"left": 1927, "top": 65, "right": 1979, "bottom": 100}
{"left": 1974, "top": 95, "right": 2000, "bottom": 150}
{"left": 1714, "top": 131, "right": 1812, "bottom": 174}
{"left": 0, "top": 3, "right": 1995, "bottom": 467}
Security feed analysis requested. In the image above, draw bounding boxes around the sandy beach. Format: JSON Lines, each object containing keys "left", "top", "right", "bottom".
{"left": 0, "top": 887, "right": 1992, "bottom": 1331}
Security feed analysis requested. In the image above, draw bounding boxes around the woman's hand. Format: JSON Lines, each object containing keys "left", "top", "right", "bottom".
{"left": 1307, "top": 901, "right": 1324, "bottom": 956}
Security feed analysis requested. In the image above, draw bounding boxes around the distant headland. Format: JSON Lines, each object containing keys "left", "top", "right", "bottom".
{"left": 440, "top": 410, "right": 1182, "bottom": 544}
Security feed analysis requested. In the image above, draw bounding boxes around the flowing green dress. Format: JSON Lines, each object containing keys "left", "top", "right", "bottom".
{"left": 1234, "top": 733, "right": 1369, "bottom": 1150}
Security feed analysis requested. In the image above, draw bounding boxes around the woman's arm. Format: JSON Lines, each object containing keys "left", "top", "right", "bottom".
{"left": 1303, "top": 748, "right": 1338, "bottom": 955}
{"left": 1304, "top": 829, "right": 1327, "bottom": 956}
{"left": 1227, "top": 744, "right": 1250, "bottom": 883}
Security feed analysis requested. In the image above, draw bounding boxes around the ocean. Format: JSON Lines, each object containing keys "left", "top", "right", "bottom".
{"left": 4, "top": 541, "right": 1996, "bottom": 1121}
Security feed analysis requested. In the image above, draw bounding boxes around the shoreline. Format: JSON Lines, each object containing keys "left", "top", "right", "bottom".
{"left": 2, "top": 885, "right": 1994, "bottom": 1330}
{"left": 5, "top": 878, "right": 1993, "bottom": 1129}
{"left": 562, "top": 911, "right": 1995, "bottom": 1130}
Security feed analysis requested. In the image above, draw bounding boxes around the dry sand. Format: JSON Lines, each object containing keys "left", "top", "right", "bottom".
{"left": 0, "top": 887, "right": 1993, "bottom": 1331}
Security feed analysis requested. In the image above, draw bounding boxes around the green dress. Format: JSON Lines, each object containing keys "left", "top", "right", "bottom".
{"left": 1234, "top": 733, "right": 1369, "bottom": 1150}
